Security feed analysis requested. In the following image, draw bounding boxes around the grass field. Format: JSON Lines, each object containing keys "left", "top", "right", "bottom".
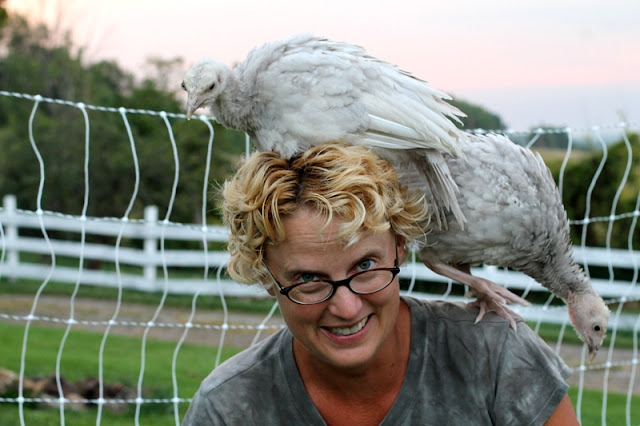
{"left": 0, "top": 322, "right": 242, "bottom": 425}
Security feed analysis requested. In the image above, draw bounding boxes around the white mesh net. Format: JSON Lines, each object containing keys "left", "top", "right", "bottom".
{"left": 0, "top": 91, "right": 638, "bottom": 425}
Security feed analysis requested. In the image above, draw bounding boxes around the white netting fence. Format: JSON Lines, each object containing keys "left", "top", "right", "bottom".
{"left": 0, "top": 90, "right": 639, "bottom": 425}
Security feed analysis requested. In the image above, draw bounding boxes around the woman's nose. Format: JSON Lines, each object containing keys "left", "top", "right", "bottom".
{"left": 327, "top": 285, "right": 363, "bottom": 319}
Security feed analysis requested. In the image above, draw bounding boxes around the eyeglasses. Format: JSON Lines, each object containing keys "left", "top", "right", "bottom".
{"left": 265, "top": 238, "right": 400, "bottom": 305}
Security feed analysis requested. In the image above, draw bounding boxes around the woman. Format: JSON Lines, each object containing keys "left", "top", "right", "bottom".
{"left": 183, "top": 143, "right": 576, "bottom": 425}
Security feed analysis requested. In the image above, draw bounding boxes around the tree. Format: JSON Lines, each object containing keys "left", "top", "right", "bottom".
{"left": 448, "top": 98, "right": 506, "bottom": 131}
{"left": 0, "top": 0, "right": 7, "bottom": 30}
{"left": 143, "top": 57, "right": 185, "bottom": 94}
{"left": 552, "top": 134, "right": 640, "bottom": 249}
{"left": 0, "top": 12, "right": 244, "bottom": 229}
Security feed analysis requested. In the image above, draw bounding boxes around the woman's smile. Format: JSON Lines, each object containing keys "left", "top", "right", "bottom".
{"left": 324, "top": 315, "right": 370, "bottom": 337}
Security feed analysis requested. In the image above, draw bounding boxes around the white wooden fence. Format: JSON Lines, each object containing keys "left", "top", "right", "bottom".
{"left": 2, "top": 194, "right": 639, "bottom": 330}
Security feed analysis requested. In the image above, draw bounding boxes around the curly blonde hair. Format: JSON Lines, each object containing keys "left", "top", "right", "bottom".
{"left": 222, "top": 142, "right": 431, "bottom": 288}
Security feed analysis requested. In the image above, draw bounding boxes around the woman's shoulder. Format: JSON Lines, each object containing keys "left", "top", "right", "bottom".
{"left": 197, "top": 328, "right": 290, "bottom": 395}
{"left": 403, "top": 296, "right": 569, "bottom": 373}
{"left": 404, "top": 296, "right": 520, "bottom": 328}
{"left": 183, "top": 329, "right": 316, "bottom": 424}
{"left": 403, "top": 296, "right": 537, "bottom": 351}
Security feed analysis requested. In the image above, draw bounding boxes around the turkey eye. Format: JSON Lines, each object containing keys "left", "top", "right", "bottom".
{"left": 181, "top": 81, "right": 186, "bottom": 91}
{"left": 594, "top": 325, "right": 601, "bottom": 332}
{"left": 209, "top": 83, "right": 216, "bottom": 91}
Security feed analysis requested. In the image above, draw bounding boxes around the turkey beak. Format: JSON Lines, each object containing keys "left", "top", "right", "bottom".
{"left": 588, "top": 343, "right": 599, "bottom": 363}
{"left": 186, "top": 95, "right": 202, "bottom": 120}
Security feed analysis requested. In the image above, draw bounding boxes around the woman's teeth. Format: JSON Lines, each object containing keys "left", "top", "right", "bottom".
{"left": 329, "top": 316, "right": 368, "bottom": 336}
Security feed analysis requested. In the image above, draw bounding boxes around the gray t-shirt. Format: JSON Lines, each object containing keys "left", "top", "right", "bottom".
{"left": 183, "top": 296, "right": 571, "bottom": 425}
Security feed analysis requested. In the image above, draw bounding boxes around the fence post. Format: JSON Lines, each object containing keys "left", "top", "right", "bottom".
{"left": 3, "top": 195, "right": 19, "bottom": 275}
{"left": 144, "top": 205, "right": 158, "bottom": 287}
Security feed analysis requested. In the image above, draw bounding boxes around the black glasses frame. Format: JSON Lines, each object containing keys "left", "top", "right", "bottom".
{"left": 265, "top": 237, "right": 400, "bottom": 305}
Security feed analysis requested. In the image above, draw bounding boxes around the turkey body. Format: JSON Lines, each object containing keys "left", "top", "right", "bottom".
{"left": 416, "top": 134, "right": 609, "bottom": 357}
{"left": 421, "top": 134, "right": 570, "bottom": 287}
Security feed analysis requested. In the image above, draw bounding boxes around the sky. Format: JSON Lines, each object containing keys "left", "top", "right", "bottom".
{"left": 7, "top": 0, "right": 640, "bottom": 130}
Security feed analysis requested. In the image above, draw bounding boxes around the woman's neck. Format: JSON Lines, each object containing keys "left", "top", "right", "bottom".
{"left": 293, "top": 300, "right": 411, "bottom": 424}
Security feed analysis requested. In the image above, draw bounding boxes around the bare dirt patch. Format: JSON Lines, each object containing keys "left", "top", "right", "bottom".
{"left": 0, "top": 294, "right": 284, "bottom": 349}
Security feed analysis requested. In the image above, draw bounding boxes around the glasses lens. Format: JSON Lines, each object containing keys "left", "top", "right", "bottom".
{"left": 350, "top": 270, "right": 395, "bottom": 294}
{"left": 288, "top": 281, "right": 334, "bottom": 304}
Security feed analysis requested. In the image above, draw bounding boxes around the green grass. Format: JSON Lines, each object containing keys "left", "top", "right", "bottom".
{"left": 569, "top": 387, "right": 640, "bottom": 425}
{"left": 0, "top": 322, "right": 243, "bottom": 425}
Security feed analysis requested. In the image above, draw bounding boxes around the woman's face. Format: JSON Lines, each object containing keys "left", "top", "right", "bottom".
{"left": 264, "top": 208, "right": 405, "bottom": 372}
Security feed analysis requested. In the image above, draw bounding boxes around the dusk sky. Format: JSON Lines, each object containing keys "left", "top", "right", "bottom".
{"left": 7, "top": 0, "right": 640, "bottom": 129}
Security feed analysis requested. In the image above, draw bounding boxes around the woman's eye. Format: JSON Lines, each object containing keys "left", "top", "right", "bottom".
{"left": 297, "top": 273, "right": 319, "bottom": 283}
{"left": 357, "top": 259, "right": 375, "bottom": 271}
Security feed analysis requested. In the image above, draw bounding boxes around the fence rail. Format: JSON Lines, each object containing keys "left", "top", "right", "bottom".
{"left": 2, "top": 194, "right": 639, "bottom": 329}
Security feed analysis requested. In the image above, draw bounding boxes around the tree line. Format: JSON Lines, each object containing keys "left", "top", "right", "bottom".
{"left": 0, "top": 12, "right": 245, "bottom": 227}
